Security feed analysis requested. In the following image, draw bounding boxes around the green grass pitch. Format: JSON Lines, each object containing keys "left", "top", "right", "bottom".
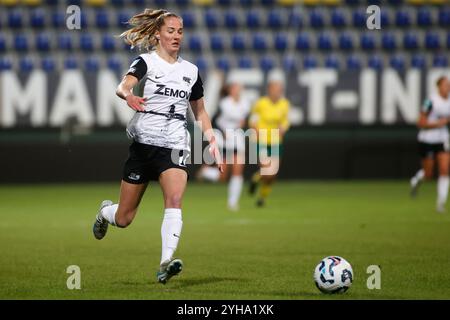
{"left": 1, "top": 180, "right": 450, "bottom": 299}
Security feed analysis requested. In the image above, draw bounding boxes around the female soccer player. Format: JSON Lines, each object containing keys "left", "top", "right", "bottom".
{"left": 197, "top": 78, "right": 251, "bottom": 211}
{"left": 92, "top": 9, "right": 223, "bottom": 284}
{"left": 410, "top": 76, "right": 450, "bottom": 212}
{"left": 248, "top": 70, "right": 290, "bottom": 207}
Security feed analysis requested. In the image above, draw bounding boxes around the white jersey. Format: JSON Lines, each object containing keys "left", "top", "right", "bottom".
{"left": 418, "top": 93, "right": 450, "bottom": 144}
{"left": 125, "top": 51, "right": 204, "bottom": 151}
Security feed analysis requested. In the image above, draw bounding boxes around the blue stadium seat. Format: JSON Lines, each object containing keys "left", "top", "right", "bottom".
{"left": 58, "top": 34, "right": 73, "bottom": 51}
{"left": 46, "top": 0, "right": 58, "bottom": 5}
{"left": 411, "top": 54, "right": 426, "bottom": 69}
{"left": 0, "top": 34, "right": 6, "bottom": 53}
{"left": 252, "top": 33, "right": 268, "bottom": 51}
{"left": 403, "top": 32, "right": 418, "bottom": 50}
{"left": 325, "top": 55, "right": 340, "bottom": 69}
{"left": 194, "top": 57, "right": 208, "bottom": 72}
{"left": 0, "top": 57, "right": 13, "bottom": 71}
{"left": 117, "top": 11, "right": 131, "bottom": 28}
{"left": 381, "top": 32, "right": 396, "bottom": 50}
{"left": 188, "top": 35, "right": 202, "bottom": 52}
{"left": 417, "top": 7, "right": 432, "bottom": 27}
{"left": 217, "top": 57, "right": 231, "bottom": 71}
{"left": 181, "top": 12, "right": 195, "bottom": 29}
{"left": 107, "top": 57, "right": 122, "bottom": 72}
{"left": 218, "top": 0, "right": 231, "bottom": 5}
{"left": 352, "top": 10, "right": 366, "bottom": 28}
{"left": 367, "top": 0, "right": 382, "bottom": 5}
{"left": 14, "top": 34, "right": 28, "bottom": 52}
{"left": 85, "top": 57, "right": 100, "bottom": 72}
{"left": 261, "top": 0, "right": 275, "bottom": 5}
{"left": 360, "top": 33, "right": 376, "bottom": 50}
{"left": 36, "top": 33, "right": 51, "bottom": 52}
{"left": 224, "top": 11, "right": 239, "bottom": 29}
{"left": 111, "top": 0, "right": 124, "bottom": 6}
{"left": 154, "top": 0, "right": 167, "bottom": 6}
{"left": 303, "top": 56, "right": 318, "bottom": 69}
{"left": 240, "top": 0, "right": 252, "bottom": 6}
{"left": 67, "top": 0, "right": 81, "bottom": 5}
{"left": 389, "top": 55, "right": 405, "bottom": 71}
{"left": 433, "top": 54, "right": 448, "bottom": 67}
{"left": 310, "top": 9, "right": 325, "bottom": 28}
{"left": 274, "top": 33, "right": 288, "bottom": 52}
{"left": 447, "top": 32, "right": 450, "bottom": 49}
{"left": 395, "top": 10, "right": 410, "bottom": 27}
{"left": 346, "top": 55, "right": 362, "bottom": 70}
{"left": 339, "top": 33, "right": 353, "bottom": 50}
{"left": 368, "top": 55, "right": 383, "bottom": 70}
{"left": 282, "top": 56, "right": 297, "bottom": 72}
{"left": 30, "top": 9, "right": 46, "bottom": 28}
{"left": 205, "top": 9, "right": 220, "bottom": 29}
{"left": 331, "top": 9, "right": 346, "bottom": 28}
{"left": 380, "top": 10, "right": 390, "bottom": 27}
{"left": 288, "top": 10, "right": 303, "bottom": 28}
{"left": 231, "top": 34, "right": 246, "bottom": 51}
{"left": 318, "top": 32, "right": 332, "bottom": 51}
{"left": 238, "top": 56, "right": 252, "bottom": 69}
{"left": 438, "top": 8, "right": 450, "bottom": 27}
{"left": 41, "top": 57, "right": 56, "bottom": 72}
{"left": 175, "top": 0, "right": 189, "bottom": 6}
{"left": 387, "top": 0, "right": 402, "bottom": 5}
{"left": 295, "top": 34, "right": 310, "bottom": 51}
{"left": 101, "top": 34, "right": 115, "bottom": 51}
{"left": 246, "top": 10, "right": 261, "bottom": 29}
{"left": 132, "top": 0, "right": 144, "bottom": 6}
{"left": 64, "top": 56, "right": 78, "bottom": 69}
{"left": 19, "top": 57, "right": 34, "bottom": 73}
{"left": 425, "top": 32, "right": 440, "bottom": 50}
{"left": 80, "top": 33, "right": 94, "bottom": 52}
{"left": 268, "top": 10, "right": 283, "bottom": 29}
{"left": 95, "top": 10, "right": 110, "bottom": 29}
{"left": 260, "top": 56, "right": 275, "bottom": 72}
{"left": 8, "top": 11, "right": 23, "bottom": 29}
{"left": 210, "top": 34, "right": 224, "bottom": 52}
{"left": 52, "top": 12, "right": 65, "bottom": 28}
{"left": 345, "top": 0, "right": 358, "bottom": 4}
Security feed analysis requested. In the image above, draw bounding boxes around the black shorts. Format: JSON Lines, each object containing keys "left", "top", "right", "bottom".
{"left": 123, "top": 141, "right": 189, "bottom": 184}
{"left": 418, "top": 142, "right": 449, "bottom": 159}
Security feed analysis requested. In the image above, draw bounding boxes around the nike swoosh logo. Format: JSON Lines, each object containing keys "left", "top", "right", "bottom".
{"left": 173, "top": 233, "right": 180, "bottom": 238}
{"left": 155, "top": 75, "right": 164, "bottom": 79}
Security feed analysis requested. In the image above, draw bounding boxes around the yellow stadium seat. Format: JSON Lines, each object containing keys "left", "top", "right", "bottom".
{"left": 192, "top": 0, "right": 215, "bottom": 5}
{"left": 22, "top": 0, "right": 42, "bottom": 5}
{"left": 0, "top": 0, "right": 19, "bottom": 6}
{"left": 323, "top": 0, "right": 342, "bottom": 5}
{"left": 85, "top": 0, "right": 106, "bottom": 6}
{"left": 277, "top": 0, "right": 300, "bottom": 5}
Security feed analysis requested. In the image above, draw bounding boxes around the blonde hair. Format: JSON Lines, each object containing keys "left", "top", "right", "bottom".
{"left": 119, "top": 9, "right": 182, "bottom": 51}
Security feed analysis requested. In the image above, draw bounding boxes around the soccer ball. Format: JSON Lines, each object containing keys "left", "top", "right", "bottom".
{"left": 314, "top": 256, "right": 353, "bottom": 294}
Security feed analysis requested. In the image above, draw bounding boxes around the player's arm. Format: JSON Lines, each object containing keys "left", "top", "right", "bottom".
{"left": 417, "top": 99, "right": 448, "bottom": 129}
{"left": 279, "top": 101, "right": 291, "bottom": 137}
{"left": 116, "top": 75, "right": 146, "bottom": 112}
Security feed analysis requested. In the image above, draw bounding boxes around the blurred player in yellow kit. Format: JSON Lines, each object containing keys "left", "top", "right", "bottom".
{"left": 248, "top": 69, "right": 290, "bottom": 207}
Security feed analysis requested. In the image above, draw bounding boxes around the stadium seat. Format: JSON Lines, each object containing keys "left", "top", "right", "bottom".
{"left": 368, "top": 55, "right": 383, "bottom": 70}
{"left": 288, "top": 10, "right": 303, "bottom": 28}
{"left": 274, "top": 33, "right": 288, "bottom": 51}
{"left": 433, "top": 54, "right": 448, "bottom": 67}
{"left": 381, "top": 32, "right": 396, "bottom": 51}
{"left": 246, "top": 11, "right": 261, "bottom": 29}
{"left": 205, "top": 9, "right": 220, "bottom": 29}
{"left": 210, "top": 34, "right": 225, "bottom": 52}
{"left": 194, "top": 57, "right": 208, "bottom": 72}
{"left": 346, "top": 55, "right": 362, "bottom": 70}
{"left": 101, "top": 34, "right": 116, "bottom": 51}
{"left": 8, "top": 10, "right": 23, "bottom": 29}
{"left": 64, "top": 56, "right": 78, "bottom": 69}
{"left": 36, "top": 33, "right": 51, "bottom": 52}
{"left": 217, "top": 57, "right": 231, "bottom": 71}
{"left": 80, "top": 33, "right": 94, "bottom": 52}
{"left": 318, "top": 32, "right": 333, "bottom": 51}
{"left": 95, "top": 10, "right": 110, "bottom": 29}
{"left": 0, "top": 57, "right": 13, "bottom": 71}
{"left": 231, "top": 34, "right": 246, "bottom": 51}
{"left": 107, "top": 57, "right": 122, "bottom": 72}
{"left": 261, "top": 0, "right": 275, "bottom": 5}
{"left": 58, "top": 34, "right": 73, "bottom": 51}
{"left": 438, "top": 8, "right": 450, "bottom": 27}
{"left": 309, "top": 9, "right": 325, "bottom": 28}
{"left": 303, "top": 55, "right": 318, "bottom": 69}
{"left": 447, "top": 32, "right": 450, "bottom": 49}
{"left": 14, "top": 34, "right": 28, "bottom": 52}
{"left": 240, "top": 0, "right": 253, "bottom": 6}
{"left": 181, "top": 12, "right": 196, "bottom": 29}
{"left": 0, "top": 34, "right": 6, "bottom": 53}
{"left": 52, "top": 12, "right": 65, "bottom": 28}
{"left": 417, "top": 7, "right": 432, "bottom": 27}
{"left": 295, "top": 33, "right": 311, "bottom": 51}
{"left": 268, "top": 10, "right": 283, "bottom": 29}
{"left": 67, "top": 0, "right": 81, "bottom": 5}
{"left": 395, "top": 10, "right": 411, "bottom": 27}
{"left": 19, "top": 57, "right": 34, "bottom": 72}
{"left": 111, "top": 0, "right": 124, "bottom": 6}
{"left": 389, "top": 55, "right": 405, "bottom": 71}
{"left": 188, "top": 34, "right": 202, "bottom": 52}
{"left": 325, "top": 55, "right": 340, "bottom": 69}
{"left": 238, "top": 56, "right": 252, "bottom": 69}
{"left": 331, "top": 9, "right": 346, "bottom": 28}
{"left": 260, "top": 56, "right": 275, "bottom": 72}
{"left": 45, "top": 0, "right": 58, "bottom": 5}
{"left": 360, "top": 33, "right": 376, "bottom": 50}
{"left": 218, "top": 0, "right": 232, "bottom": 5}
{"left": 85, "top": 57, "right": 100, "bottom": 72}
{"left": 352, "top": 10, "right": 366, "bottom": 28}
{"left": 367, "top": 0, "right": 382, "bottom": 5}
{"left": 339, "top": 32, "right": 353, "bottom": 50}
{"left": 30, "top": 9, "right": 46, "bottom": 28}
{"left": 282, "top": 56, "right": 297, "bottom": 72}
{"left": 132, "top": 0, "right": 144, "bottom": 5}
{"left": 387, "top": 0, "right": 402, "bottom": 4}
{"left": 380, "top": 10, "right": 390, "bottom": 27}
{"left": 252, "top": 33, "right": 268, "bottom": 51}
{"left": 411, "top": 54, "right": 426, "bottom": 69}
{"left": 86, "top": 0, "right": 106, "bottom": 5}
{"left": 41, "top": 57, "right": 56, "bottom": 72}
{"left": 175, "top": 0, "right": 189, "bottom": 6}
{"left": 224, "top": 11, "right": 239, "bottom": 29}
{"left": 425, "top": 32, "right": 441, "bottom": 50}
{"left": 403, "top": 32, "right": 418, "bottom": 50}
{"left": 154, "top": 0, "right": 168, "bottom": 6}
{"left": 117, "top": 12, "right": 131, "bottom": 28}
{"left": 345, "top": 0, "right": 359, "bottom": 4}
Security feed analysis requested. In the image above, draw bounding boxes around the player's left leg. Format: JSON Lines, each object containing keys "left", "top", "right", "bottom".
{"left": 157, "top": 168, "right": 187, "bottom": 284}
{"left": 436, "top": 151, "right": 450, "bottom": 213}
{"left": 228, "top": 153, "right": 244, "bottom": 211}
{"left": 256, "top": 148, "right": 280, "bottom": 207}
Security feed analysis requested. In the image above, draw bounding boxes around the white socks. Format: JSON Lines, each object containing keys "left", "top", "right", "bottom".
{"left": 414, "top": 169, "right": 425, "bottom": 182}
{"left": 101, "top": 204, "right": 118, "bottom": 226}
{"left": 200, "top": 166, "right": 220, "bottom": 182}
{"left": 228, "top": 175, "right": 243, "bottom": 209}
{"left": 437, "top": 176, "right": 449, "bottom": 206}
{"left": 160, "top": 208, "right": 183, "bottom": 265}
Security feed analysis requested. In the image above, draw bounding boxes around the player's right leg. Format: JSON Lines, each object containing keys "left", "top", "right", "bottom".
{"left": 411, "top": 152, "right": 434, "bottom": 198}
{"left": 436, "top": 151, "right": 449, "bottom": 213}
{"left": 93, "top": 181, "right": 148, "bottom": 239}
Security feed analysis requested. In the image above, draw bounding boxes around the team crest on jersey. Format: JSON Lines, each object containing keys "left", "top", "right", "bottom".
{"left": 183, "top": 77, "right": 191, "bottom": 85}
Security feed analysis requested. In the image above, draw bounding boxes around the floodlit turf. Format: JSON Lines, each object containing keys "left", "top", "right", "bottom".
{"left": 1, "top": 180, "right": 450, "bottom": 300}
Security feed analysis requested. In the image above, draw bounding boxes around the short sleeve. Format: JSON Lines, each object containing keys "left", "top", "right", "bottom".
{"left": 421, "top": 99, "right": 433, "bottom": 113}
{"left": 126, "top": 57, "right": 147, "bottom": 81}
{"left": 189, "top": 72, "right": 204, "bottom": 101}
